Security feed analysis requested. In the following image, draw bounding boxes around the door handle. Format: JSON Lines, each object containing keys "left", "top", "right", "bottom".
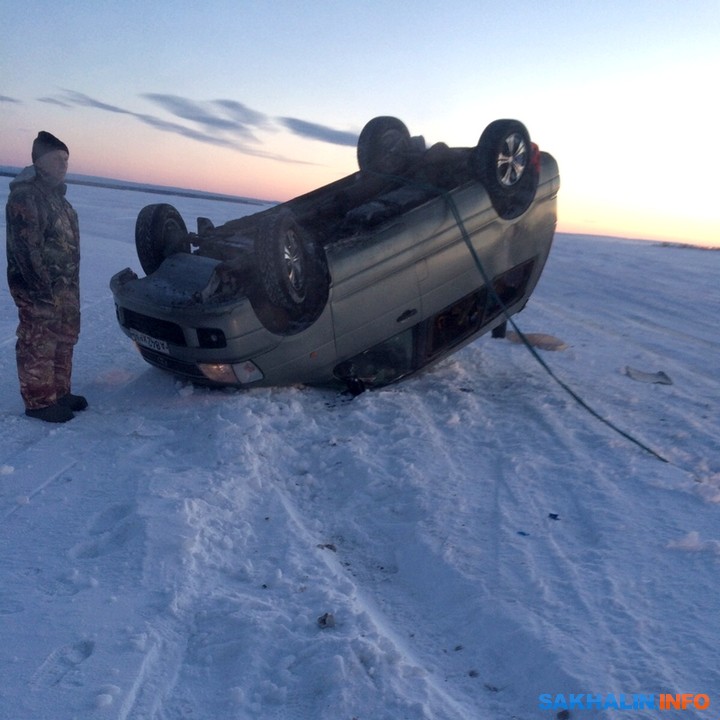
{"left": 396, "top": 308, "right": 418, "bottom": 323}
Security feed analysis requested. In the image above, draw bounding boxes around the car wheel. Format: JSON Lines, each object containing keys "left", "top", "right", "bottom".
{"left": 255, "top": 209, "right": 329, "bottom": 326}
{"left": 471, "top": 120, "right": 539, "bottom": 219}
{"left": 135, "top": 204, "right": 190, "bottom": 275}
{"left": 357, "top": 116, "right": 413, "bottom": 176}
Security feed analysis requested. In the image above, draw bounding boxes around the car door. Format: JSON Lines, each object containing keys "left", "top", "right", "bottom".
{"left": 326, "top": 222, "right": 424, "bottom": 361}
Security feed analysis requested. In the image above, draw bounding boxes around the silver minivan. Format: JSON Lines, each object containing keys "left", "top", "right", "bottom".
{"left": 110, "top": 116, "right": 560, "bottom": 393}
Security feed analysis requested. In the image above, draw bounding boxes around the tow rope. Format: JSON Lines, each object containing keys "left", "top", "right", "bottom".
{"left": 441, "top": 190, "right": 670, "bottom": 464}
{"left": 365, "top": 163, "right": 670, "bottom": 464}
{"left": 365, "top": 162, "right": 671, "bottom": 464}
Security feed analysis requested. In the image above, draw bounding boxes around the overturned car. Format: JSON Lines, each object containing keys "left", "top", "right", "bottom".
{"left": 110, "top": 116, "right": 560, "bottom": 393}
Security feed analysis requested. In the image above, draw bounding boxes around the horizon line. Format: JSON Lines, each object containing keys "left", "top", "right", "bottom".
{"left": 0, "top": 165, "right": 275, "bottom": 207}
{"left": 1, "top": 165, "right": 716, "bottom": 251}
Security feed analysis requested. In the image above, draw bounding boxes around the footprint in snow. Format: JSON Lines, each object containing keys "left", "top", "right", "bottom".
{"left": 69, "top": 504, "right": 143, "bottom": 560}
{"left": 29, "top": 640, "right": 94, "bottom": 689}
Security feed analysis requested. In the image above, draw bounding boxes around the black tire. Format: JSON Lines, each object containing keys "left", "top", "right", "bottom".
{"left": 135, "top": 204, "right": 190, "bottom": 275}
{"left": 254, "top": 209, "right": 329, "bottom": 327}
{"left": 471, "top": 120, "right": 539, "bottom": 220}
{"left": 357, "top": 116, "right": 413, "bottom": 176}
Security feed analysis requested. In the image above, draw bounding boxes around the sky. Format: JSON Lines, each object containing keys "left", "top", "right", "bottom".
{"left": 2, "top": 0, "right": 719, "bottom": 247}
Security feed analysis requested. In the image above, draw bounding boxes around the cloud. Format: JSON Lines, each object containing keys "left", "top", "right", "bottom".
{"left": 213, "top": 99, "right": 268, "bottom": 127}
{"left": 278, "top": 117, "right": 358, "bottom": 147}
{"left": 141, "top": 94, "right": 278, "bottom": 148}
{"left": 51, "top": 90, "right": 309, "bottom": 163}
{"left": 49, "top": 90, "right": 240, "bottom": 151}
{"left": 144, "top": 95, "right": 357, "bottom": 148}
{"left": 61, "top": 90, "right": 133, "bottom": 116}
{"left": 143, "top": 94, "right": 261, "bottom": 137}
{"left": 0, "top": 95, "right": 21, "bottom": 104}
{"left": 38, "top": 96, "right": 73, "bottom": 108}
{"left": 134, "top": 112, "right": 240, "bottom": 150}
{"left": 42, "top": 90, "right": 356, "bottom": 164}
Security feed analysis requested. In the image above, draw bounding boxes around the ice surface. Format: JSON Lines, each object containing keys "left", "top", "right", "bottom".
{"left": 1, "top": 179, "right": 718, "bottom": 719}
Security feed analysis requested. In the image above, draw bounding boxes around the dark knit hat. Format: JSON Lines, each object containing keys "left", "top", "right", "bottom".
{"left": 32, "top": 131, "right": 69, "bottom": 163}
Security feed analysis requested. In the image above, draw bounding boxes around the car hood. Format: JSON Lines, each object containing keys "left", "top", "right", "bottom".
{"left": 111, "top": 254, "right": 226, "bottom": 310}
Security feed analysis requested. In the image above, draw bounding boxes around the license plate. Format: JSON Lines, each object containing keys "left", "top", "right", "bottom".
{"left": 129, "top": 329, "right": 169, "bottom": 354}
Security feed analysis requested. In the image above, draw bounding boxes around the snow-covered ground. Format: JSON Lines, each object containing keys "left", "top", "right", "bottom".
{"left": 1, "top": 180, "right": 718, "bottom": 720}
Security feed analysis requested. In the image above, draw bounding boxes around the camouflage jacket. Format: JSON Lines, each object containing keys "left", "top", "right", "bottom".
{"left": 5, "top": 165, "right": 80, "bottom": 309}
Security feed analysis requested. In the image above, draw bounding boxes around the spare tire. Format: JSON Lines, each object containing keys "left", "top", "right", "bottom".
{"left": 254, "top": 209, "right": 329, "bottom": 329}
{"left": 470, "top": 120, "right": 539, "bottom": 220}
{"left": 135, "top": 204, "right": 190, "bottom": 275}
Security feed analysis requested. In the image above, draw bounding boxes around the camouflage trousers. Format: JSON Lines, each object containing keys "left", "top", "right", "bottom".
{"left": 15, "top": 299, "right": 80, "bottom": 411}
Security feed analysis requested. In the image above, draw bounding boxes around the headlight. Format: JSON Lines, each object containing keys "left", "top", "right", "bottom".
{"left": 232, "top": 360, "right": 264, "bottom": 384}
{"left": 198, "top": 360, "right": 264, "bottom": 385}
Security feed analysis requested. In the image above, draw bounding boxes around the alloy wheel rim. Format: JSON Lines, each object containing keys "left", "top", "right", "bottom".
{"left": 283, "top": 230, "right": 305, "bottom": 300}
{"left": 496, "top": 132, "right": 528, "bottom": 187}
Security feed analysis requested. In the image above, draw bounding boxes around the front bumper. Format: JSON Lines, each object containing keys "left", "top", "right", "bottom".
{"left": 110, "top": 254, "right": 281, "bottom": 385}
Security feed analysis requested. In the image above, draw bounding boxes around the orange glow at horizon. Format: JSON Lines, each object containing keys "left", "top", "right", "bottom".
{"left": 4, "top": 136, "right": 718, "bottom": 249}
{"left": 558, "top": 194, "right": 719, "bottom": 248}
{"left": 64, "top": 158, "right": 720, "bottom": 249}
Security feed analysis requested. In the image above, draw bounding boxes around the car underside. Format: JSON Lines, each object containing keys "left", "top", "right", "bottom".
{"left": 110, "top": 116, "right": 560, "bottom": 392}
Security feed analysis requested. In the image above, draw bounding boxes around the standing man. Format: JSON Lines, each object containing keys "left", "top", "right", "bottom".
{"left": 5, "top": 131, "right": 87, "bottom": 423}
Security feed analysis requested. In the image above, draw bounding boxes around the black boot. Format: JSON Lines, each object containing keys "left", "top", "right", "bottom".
{"left": 58, "top": 393, "right": 88, "bottom": 411}
{"left": 25, "top": 403, "right": 74, "bottom": 423}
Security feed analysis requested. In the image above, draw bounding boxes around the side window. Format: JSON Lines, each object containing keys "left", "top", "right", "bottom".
{"left": 424, "top": 289, "right": 486, "bottom": 360}
{"left": 420, "top": 257, "right": 536, "bottom": 362}
{"left": 484, "top": 258, "right": 535, "bottom": 321}
{"left": 334, "top": 328, "right": 415, "bottom": 389}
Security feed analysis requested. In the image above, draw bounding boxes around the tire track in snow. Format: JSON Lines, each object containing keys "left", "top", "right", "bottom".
{"left": 447, "top": 346, "right": 716, "bottom": 695}
{"left": 114, "top": 387, "right": 487, "bottom": 719}
{"left": 355, "top": 380, "right": 598, "bottom": 704}
{"left": 239, "top": 383, "right": 587, "bottom": 718}
{"left": 0, "top": 452, "right": 79, "bottom": 522}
